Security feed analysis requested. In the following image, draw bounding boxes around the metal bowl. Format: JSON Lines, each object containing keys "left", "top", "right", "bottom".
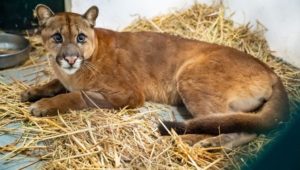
{"left": 0, "top": 33, "right": 30, "bottom": 69}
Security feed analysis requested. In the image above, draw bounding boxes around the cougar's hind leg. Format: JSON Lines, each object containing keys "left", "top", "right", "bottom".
{"left": 158, "top": 78, "right": 226, "bottom": 135}
{"left": 159, "top": 57, "right": 229, "bottom": 135}
{"left": 174, "top": 77, "right": 261, "bottom": 147}
{"left": 159, "top": 57, "right": 259, "bottom": 148}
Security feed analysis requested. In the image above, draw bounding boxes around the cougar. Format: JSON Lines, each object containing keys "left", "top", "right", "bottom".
{"left": 21, "top": 4, "right": 289, "bottom": 148}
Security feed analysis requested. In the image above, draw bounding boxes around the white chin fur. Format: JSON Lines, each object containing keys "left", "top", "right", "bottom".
{"left": 60, "top": 58, "right": 82, "bottom": 75}
{"left": 63, "top": 67, "right": 79, "bottom": 75}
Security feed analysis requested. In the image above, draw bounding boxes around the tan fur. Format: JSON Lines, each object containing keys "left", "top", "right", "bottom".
{"left": 21, "top": 5, "right": 289, "bottom": 146}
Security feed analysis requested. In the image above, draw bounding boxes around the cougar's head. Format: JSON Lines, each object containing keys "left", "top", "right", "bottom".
{"left": 35, "top": 4, "right": 98, "bottom": 74}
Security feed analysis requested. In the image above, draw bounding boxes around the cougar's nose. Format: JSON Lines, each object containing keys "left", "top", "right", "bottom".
{"left": 64, "top": 56, "right": 78, "bottom": 65}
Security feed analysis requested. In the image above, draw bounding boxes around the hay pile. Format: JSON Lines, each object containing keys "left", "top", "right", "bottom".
{"left": 21, "top": 34, "right": 48, "bottom": 68}
{"left": 0, "top": 2, "right": 299, "bottom": 169}
{"left": 0, "top": 82, "right": 227, "bottom": 169}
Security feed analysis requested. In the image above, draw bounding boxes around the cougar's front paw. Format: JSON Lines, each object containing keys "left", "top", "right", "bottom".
{"left": 29, "top": 99, "right": 57, "bottom": 117}
{"left": 21, "top": 88, "right": 41, "bottom": 102}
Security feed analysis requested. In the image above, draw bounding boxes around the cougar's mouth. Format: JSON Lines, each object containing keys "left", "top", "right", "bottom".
{"left": 59, "top": 57, "right": 83, "bottom": 75}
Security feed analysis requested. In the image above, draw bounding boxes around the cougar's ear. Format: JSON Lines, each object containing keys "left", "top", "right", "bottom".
{"left": 35, "top": 4, "right": 54, "bottom": 26}
{"left": 83, "top": 6, "right": 99, "bottom": 27}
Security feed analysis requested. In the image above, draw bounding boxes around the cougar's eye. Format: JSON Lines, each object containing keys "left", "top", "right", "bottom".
{"left": 77, "top": 33, "right": 86, "bottom": 43}
{"left": 52, "top": 33, "right": 63, "bottom": 44}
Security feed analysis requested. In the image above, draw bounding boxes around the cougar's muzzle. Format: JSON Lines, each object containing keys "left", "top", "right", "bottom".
{"left": 56, "top": 43, "right": 83, "bottom": 75}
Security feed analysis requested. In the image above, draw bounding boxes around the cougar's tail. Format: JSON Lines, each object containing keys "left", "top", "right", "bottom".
{"left": 159, "top": 78, "right": 290, "bottom": 135}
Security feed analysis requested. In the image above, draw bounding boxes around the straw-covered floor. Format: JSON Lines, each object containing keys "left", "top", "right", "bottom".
{"left": 1, "top": 3, "right": 300, "bottom": 169}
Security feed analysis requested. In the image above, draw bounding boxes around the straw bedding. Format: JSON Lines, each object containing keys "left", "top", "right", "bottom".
{"left": 0, "top": 3, "right": 299, "bottom": 169}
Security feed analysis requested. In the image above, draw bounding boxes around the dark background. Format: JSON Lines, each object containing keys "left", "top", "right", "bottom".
{"left": 245, "top": 106, "right": 300, "bottom": 170}
{"left": 0, "top": 0, "right": 65, "bottom": 33}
